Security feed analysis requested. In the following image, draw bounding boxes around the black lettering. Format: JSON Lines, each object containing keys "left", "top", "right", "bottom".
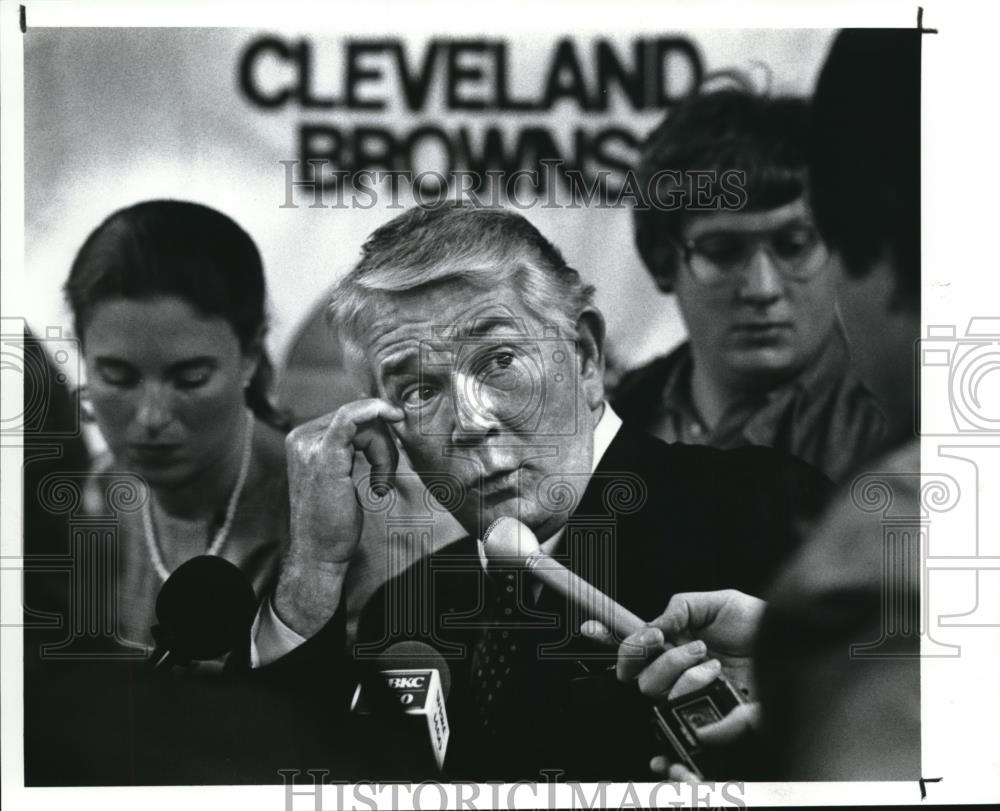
{"left": 297, "top": 39, "right": 337, "bottom": 109}
{"left": 405, "top": 126, "right": 457, "bottom": 176}
{"left": 346, "top": 41, "right": 388, "bottom": 110}
{"left": 595, "top": 40, "right": 645, "bottom": 111}
{"left": 459, "top": 127, "right": 519, "bottom": 177}
{"left": 543, "top": 39, "right": 592, "bottom": 111}
{"left": 493, "top": 42, "right": 538, "bottom": 111}
{"left": 300, "top": 124, "right": 343, "bottom": 170}
{"left": 651, "top": 37, "right": 704, "bottom": 108}
{"left": 238, "top": 36, "right": 296, "bottom": 109}
{"left": 352, "top": 126, "right": 398, "bottom": 171}
{"left": 447, "top": 41, "right": 489, "bottom": 110}
{"left": 591, "top": 126, "right": 638, "bottom": 175}
{"left": 513, "top": 127, "right": 565, "bottom": 172}
{"left": 394, "top": 40, "right": 441, "bottom": 112}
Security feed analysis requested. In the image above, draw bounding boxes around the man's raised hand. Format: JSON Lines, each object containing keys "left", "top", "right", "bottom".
{"left": 274, "top": 399, "right": 404, "bottom": 637}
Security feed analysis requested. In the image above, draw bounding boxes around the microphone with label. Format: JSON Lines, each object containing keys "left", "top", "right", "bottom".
{"left": 350, "top": 640, "right": 452, "bottom": 773}
{"left": 149, "top": 555, "right": 258, "bottom": 671}
{"left": 481, "top": 516, "right": 747, "bottom": 779}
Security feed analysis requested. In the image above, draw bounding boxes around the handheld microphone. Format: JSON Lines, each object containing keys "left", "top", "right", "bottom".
{"left": 149, "top": 555, "right": 257, "bottom": 670}
{"left": 483, "top": 516, "right": 748, "bottom": 779}
{"left": 481, "top": 516, "right": 646, "bottom": 639}
{"left": 351, "top": 641, "right": 452, "bottom": 771}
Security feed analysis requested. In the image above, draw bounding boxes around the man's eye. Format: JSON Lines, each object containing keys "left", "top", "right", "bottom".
{"left": 694, "top": 235, "right": 747, "bottom": 267}
{"left": 772, "top": 227, "right": 817, "bottom": 259}
{"left": 489, "top": 351, "right": 516, "bottom": 370}
{"left": 476, "top": 350, "right": 523, "bottom": 390}
{"left": 401, "top": 384, "right": 439, "bottom": 407}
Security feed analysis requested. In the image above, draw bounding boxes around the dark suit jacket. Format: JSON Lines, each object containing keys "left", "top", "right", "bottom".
{"left": 254, "top": 426, "right": 830, "bottom": 781}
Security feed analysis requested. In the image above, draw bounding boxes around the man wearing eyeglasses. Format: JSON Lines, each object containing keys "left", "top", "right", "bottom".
{"left": 613, "top": 83, "right": 886, "bottom": 482}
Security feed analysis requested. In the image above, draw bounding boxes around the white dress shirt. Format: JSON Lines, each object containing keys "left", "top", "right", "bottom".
{"left": 250, "top": 403, "right": 623, "bottom": 667}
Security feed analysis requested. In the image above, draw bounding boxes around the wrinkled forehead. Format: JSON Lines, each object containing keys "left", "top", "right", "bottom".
{"left": 344, "top": 280, "right": 559, "bottom": 388}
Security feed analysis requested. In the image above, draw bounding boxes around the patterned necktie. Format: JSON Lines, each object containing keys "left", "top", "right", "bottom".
{"left": 470, "top": 567, "right": 527, "bottom": 742}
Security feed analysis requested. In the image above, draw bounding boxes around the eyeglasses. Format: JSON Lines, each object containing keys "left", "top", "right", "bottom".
{"left": 681, "top": 224, "right": 830, "bottom": 287}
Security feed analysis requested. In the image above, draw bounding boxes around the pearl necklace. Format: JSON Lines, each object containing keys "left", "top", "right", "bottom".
{"left": 141, "top": 409, "right": 255, "bottom": 582}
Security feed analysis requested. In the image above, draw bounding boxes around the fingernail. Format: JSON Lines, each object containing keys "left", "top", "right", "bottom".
{"left": 581, "top": 621, "right": 600, "bottom": 637}
{"left": 686, "top": 640, "right": 707, "bottom": 656}
{"left": 639, "top": 628, "right": 663, "bottom": 647}
{"left": 705, "top": 658, "right": 722, "bottom": 672}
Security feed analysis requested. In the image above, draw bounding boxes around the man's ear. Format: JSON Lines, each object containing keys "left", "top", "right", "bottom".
{"left": 574, "top": 309, "right": 606, "bottom": 412}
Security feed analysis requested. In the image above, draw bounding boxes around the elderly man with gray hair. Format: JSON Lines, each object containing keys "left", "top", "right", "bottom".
{"left": 249, "top": 202, "right": 829, "bottom": 780}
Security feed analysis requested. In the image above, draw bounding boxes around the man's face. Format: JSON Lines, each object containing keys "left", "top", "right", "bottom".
{"left": 833, "top": 254, "right": 914, "bottom": 433}
{"left": 673, "top": 197, "right": 839, "bottom": 390}
{"left": 366, "top": 279, "right": 604, "bottom": 542}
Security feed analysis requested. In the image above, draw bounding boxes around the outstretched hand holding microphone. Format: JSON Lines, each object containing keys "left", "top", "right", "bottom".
{"left": 482, "top": 516, "right": 765, "bottom": 781}
{"left": 581, "top": 588, "right": 764, "bottom": 781}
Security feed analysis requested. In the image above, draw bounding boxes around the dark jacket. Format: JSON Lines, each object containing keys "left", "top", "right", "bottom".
{"left": 754, "top": 440, "right": 920, "bottom": 779}
{"left": 255, "top": 426, "right": 831, "bottom": 781}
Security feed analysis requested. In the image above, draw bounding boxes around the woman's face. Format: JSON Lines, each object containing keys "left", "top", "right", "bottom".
{"left": 82, "top": 295, "right": 257, "bottom": 488}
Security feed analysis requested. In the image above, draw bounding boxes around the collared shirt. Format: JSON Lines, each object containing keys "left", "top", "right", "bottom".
{"left": 611, "top": 328, "right": 886, "bottom": 483}
{"left": 251, "top": 404, "right": 623, "bottom": 667}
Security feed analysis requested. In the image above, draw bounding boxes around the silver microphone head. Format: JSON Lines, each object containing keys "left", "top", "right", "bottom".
{"left": 481, "top": 516, "right": 541, "bottom": 565}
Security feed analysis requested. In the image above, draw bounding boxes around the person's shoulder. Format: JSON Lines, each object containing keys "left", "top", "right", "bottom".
{"left": 618, "top": 426, "right": 826, "bottom": 483}
{"left": 246, "top": 420, "right": 290, "bottom": 500}
{"left": 815, "top": 355, "right": 888, "bottom": 434}
{"left": 615, "top": 428, "right": 833, "bottom": 532}
{"left": 764, "top": 440, "right": 919, "bottom": 627}
{"left": 254, "top": 420, "right": 289, "bottom": 473}
{"left": 802, "top": 332, "right": 888, "bottom": 440}
{"left": 813, "top": 439, "right": 920, "bottom": 555}
{"left": 610, "top": 344, "right": 689, "bottom": 415}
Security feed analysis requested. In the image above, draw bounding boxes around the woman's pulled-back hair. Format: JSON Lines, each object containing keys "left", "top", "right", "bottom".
{"left": 65, "top": 199, "right": 287, "bottom": 430}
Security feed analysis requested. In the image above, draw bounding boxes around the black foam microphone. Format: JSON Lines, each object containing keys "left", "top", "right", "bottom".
{"left": 351, "top": 641, "right": 452, "bottom": 771}
{"left": 149, "top": 555, "right": 257, "bottom": 670}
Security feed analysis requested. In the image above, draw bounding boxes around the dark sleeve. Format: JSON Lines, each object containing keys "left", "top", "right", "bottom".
{"left": 707, "top": 445, "right": 833, "bottom": 596}
{"left": 752, "top": 464, "right": 920, "bottom": 779}
{"left": 219, "top": 602, "right": 371, "bottom": 777}
{"left": 233, "top": 554, "right": 426, "bottom": 688}
{"left": 609, "top": 356, "right": 670, "bottom": 425}
{"left": 256, "top": 605, "right": 350, "bottom": 672}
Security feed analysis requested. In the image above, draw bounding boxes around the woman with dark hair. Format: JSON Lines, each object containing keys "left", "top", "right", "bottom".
{"left": 66, "top": 200, "right": 289, "bottom": 651}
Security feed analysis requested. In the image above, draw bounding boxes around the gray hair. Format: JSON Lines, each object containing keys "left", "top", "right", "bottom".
{"left": 326, "top": 204, "right": 597, "bottom": 361}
